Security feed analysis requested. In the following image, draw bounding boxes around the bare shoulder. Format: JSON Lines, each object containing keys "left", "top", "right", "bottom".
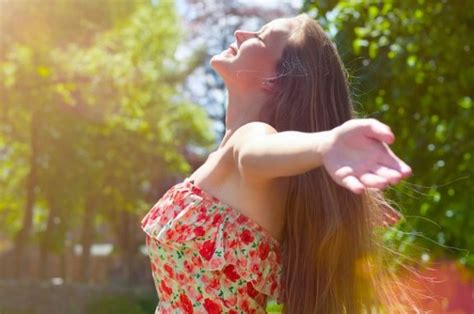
{"left": 238, "top": 121, "right": 278, "bottom": 133}
{"left": 226, "top": 121, "right": 278, "bottom": 151}
{"left": 231, "top": 121, "right": 277, "bottom": 140}
{"left": 219, "top": 121, "right": 278, "bottom": 165}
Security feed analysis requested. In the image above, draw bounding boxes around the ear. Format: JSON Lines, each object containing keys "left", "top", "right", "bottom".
{"left": 261, "top": 79, "right": 275, "bottom": 92}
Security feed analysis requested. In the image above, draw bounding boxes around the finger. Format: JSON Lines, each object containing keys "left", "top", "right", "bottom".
{"left": 380, "top": 153, "right": 413, "bottom": 178}
{"left": 399, "top": 161, "right": 413, "bottom": 177}
{"left": 334, "top": 165, "right": 354, "bottom": 178}
{"left": 372, "top": 163, "right": 402, "bottom": 185}
{"left": 341, "top": 175, "right": 365, "bottom": 194}
{"left": 359, "top": 172, "right": 389, "bottom": 189}
{"left": 365, "top": 119, "right": 395, "bottom": 144}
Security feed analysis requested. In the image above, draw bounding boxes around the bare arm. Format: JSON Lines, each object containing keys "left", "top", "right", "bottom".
{"left": 232, "top": 122, "right": 333, "bottom": 179}
{"left": 228, "top": 119, "right": 412, "bottom": 193}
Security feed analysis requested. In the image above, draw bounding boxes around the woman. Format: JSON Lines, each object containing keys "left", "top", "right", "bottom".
{"left": 141, "top": 14, "right": 415, "bottom": 313}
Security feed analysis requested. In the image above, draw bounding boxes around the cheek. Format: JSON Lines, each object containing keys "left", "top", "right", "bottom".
{"left": 234, "top": 48, "right": 275, "bottom": 76}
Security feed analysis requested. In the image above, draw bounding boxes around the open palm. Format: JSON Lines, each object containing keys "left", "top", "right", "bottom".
{"left": 323, "top": 119, "right": 413, "bottom": 194}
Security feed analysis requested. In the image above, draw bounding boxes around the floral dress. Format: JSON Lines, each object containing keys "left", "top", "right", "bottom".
{"left": 140, "top": 177, "right": 284, "bottom": 314}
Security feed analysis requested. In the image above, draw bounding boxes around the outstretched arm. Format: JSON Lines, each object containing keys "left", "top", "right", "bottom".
{"left": 232, "top": 122, "right": 332, "bottom": 179}
{"left": 230, "top": 119, "right": 412, "bottom": 194}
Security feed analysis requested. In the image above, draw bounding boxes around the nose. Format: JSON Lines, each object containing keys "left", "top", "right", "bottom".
{"left": 234, "top": 30, "right": 254, "bottom": 45}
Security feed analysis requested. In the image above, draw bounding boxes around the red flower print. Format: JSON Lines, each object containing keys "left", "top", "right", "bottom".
{"left": 271, "top": 279, "right": 278, "bottom": 294}
{"left": 179, "top": 293, "right": 194, "bottom": 314}
{"left": 142, "top": 181, "right": 285, "bottom": 314}
{"left": 209, "top": 277, "right": 220, "bottom": 289}
{"left": 184, "top": 260, "right": 194, "bottom": 273}
{"left": 199, "top": 240, "right": 216, "bottom": 261}
{"left": 193, "top": 226, "right": 205, "bottom": 237}
{"left": 251, "top": 263, "right": 259, "bottom": 274}
{"left": 229, "top": 239, "right": 238, "bottom": 248}
{"left": 212, "top": 213, "right": 223, "bottom": 225}
{"left": 237, "top": 215, "right": 248, "bottom": 224}
{"left": 203, "top": 298, "right": 221, "bottom": 314}
{"left": 223, "top": 264, "right": 240, "bottom": 282}
{"left": 164, "top": 264, "right": 174, "bottom": 278}
{"left": 177, "top": 273, "right": 187, "bottom": 285}
{"left": 240, "top": 229, "right": 254, "bottom": 244}
{"left": 200, "top": 274, "right": 210, "bottom": 284}
{"left": 159, "top": 280, "right": 172, "bottom": 297}
{"left": 175, "top": 224, "right": 186, "bottom": 234}
{"left": 166, "top": 229, "right": 175, "bottom": 240}
{"left": 191, "top": 186, "right": 202, "bottom": 196}
{"left": 225, "top": 294, "right": 238, "bottom": 307}
{"left": 178, "top": 199, "right": 186, "bottom": 207}
{"left": 239, "top": 299, "right": 250, "bottom": 312}
{"left": 151, "top": 209, "right": 160, "bottom": 220}
{"left": 188, "top": 286, "right": 201, "bottom": 302}
{"left": 247, "top": 281, "right": 259, "bottom": 298}
{"left": 191, "top": 254, "right": 203, "bottom": 267}
{"left": 258, "top": 241, "right": 270, "bottom": 260}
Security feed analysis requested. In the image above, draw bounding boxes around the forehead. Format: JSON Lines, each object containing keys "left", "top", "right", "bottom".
{"left": 261, "top": 18, "right": 299, "bottom": 56}
{"left": 263, "top": 18, "right": 294, "bottom": 32}
{"left": 262, "top": 18, "right": 299, "bottom": 37}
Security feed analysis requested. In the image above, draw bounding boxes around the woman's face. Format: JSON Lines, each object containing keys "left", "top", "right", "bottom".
{"left": 210, "top": 17, "right": 299, "bottom": 91}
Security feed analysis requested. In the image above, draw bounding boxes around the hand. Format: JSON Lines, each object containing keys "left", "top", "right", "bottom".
{"left": 322, "top": 118, "right": 413, "bottom": 194}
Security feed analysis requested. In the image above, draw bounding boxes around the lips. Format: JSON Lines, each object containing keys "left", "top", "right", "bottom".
{"left": 228, "top": 45, "right": 238, "bottom": 56}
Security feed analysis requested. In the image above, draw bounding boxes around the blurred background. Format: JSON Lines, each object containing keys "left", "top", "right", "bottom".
{"left": 0, "top": 0, "right": 472, "bottom": 313}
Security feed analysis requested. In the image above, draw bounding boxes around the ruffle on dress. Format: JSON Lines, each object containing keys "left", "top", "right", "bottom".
{"left": 141, "top": 177, "right": 284, "bottom": 304}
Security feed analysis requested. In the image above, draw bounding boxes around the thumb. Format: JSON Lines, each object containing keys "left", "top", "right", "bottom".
{"left": 365, "top": 119, "right": 395, "bottom": 144}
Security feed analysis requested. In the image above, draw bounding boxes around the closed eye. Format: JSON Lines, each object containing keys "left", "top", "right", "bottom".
{"left": 254, "top": 34, "right": 264, "bottom": 42}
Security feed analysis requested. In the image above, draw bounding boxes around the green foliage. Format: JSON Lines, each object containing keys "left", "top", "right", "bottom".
{"left": 0, "top": 0, "right": 214, "bottom": 260}
{"left": 303, "top": 1, "right": 474, "bottom": 266}
{"left": 266, "top": 298, "right": 283, "bottom": 313}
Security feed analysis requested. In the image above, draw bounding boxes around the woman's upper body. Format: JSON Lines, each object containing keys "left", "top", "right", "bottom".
{"left": 142, "top": 14, "right": 413, "bottom": 313}
{"left": 201, "top": 15, "right": 411, "bottom": 246}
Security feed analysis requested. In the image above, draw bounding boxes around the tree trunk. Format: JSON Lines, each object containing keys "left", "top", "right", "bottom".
{"left": 38, "top": 197, "right": 59, "bottom": 280}
{"left": 78, "top": 197, "right": 95, "bottom": 283}
{"left": 60, "top": 244, "right": 67, "bottom": 282}
{"left": 121, "top": 211, "right": 133, "bottom": 284}
{"left": 14, "top": 110, "right": 40, "bottom": 280}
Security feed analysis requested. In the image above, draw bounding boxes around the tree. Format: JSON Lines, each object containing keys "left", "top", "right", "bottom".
{"left": 303, "top": 0, "right": 474, "bottom": 267}
{"left": 0, "top": 0, "right": 214, "bottom": 281}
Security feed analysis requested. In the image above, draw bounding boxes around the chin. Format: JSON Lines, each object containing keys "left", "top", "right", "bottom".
{"left": 210, "top": 54, "right": 239, "bottom": 87}
{"left": 210, "top": 56, "right": 227, "bottom": 77}
{"left": 210, "top": 53, "right": 226, "bottom": 67}
{"left": 209, "top": 55, "right": 219, "bottom": 68}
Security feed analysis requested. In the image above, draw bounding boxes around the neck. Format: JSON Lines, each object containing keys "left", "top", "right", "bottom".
{"left": 218, "top": 87, "right": 269, "bottom": 149}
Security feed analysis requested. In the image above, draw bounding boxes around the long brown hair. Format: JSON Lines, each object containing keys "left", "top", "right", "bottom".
{"left": 261, "top": 14, "right": 418, "bottom": 313}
